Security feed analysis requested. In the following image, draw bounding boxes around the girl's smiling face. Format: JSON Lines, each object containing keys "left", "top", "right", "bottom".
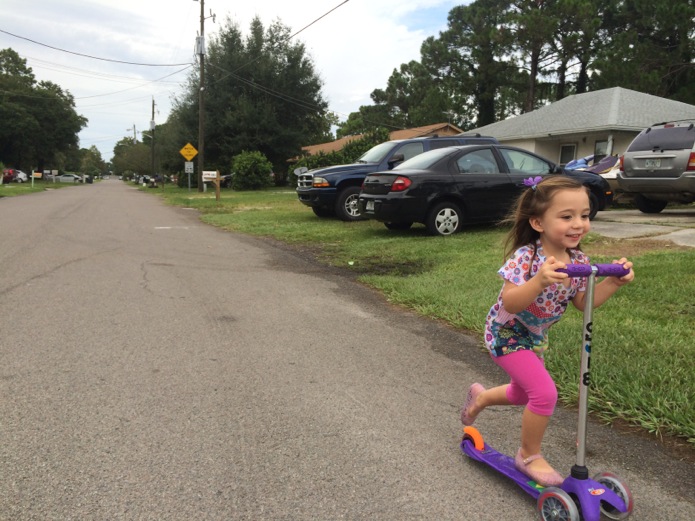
{"left": 530, "top": 188, "right": 591, "bottom": 254}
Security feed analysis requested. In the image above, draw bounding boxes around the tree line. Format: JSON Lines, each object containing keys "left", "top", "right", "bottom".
{"left": 338, "top": 0, "right": 695, "bottom": 138}
{"left": 2, "top": 0, "right": 693, "bottom": 183}
{"left": 0, "top": 48, "right": 103, "bottom": 174}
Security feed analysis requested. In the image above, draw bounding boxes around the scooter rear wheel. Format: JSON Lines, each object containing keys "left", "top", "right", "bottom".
{"left": 537, "top": 487, "right": 579, "bottom": 521}
{"left": 462, "top": 426, "right": 485, "bottom": 451}
{"left": 593, "top": 472, "right": 633, "bottom": 519}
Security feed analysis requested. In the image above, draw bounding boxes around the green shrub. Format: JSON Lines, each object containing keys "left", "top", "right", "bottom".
{"left": 231, "top": 151, "right": 273, "bottom": 191}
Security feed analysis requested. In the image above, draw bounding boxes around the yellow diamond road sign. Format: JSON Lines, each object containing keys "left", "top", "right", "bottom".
{"left": 180, "top": 143, "right": 198, "bottom": 161}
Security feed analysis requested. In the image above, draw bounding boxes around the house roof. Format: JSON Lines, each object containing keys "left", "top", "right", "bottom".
{"left": 301, "top": 122, "right": 464, "bottom": 156}
{"left": 302, "top": 135, "right": 362, "bottom": 156}
{"left": 388, "top": 122, "right": 464, "bottom": 140}
{"left": 470, "top": 87, "right": 695, "bottom": 140}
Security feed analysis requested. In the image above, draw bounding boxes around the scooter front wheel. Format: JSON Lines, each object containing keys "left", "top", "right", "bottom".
{"left": 537, "top": 487, "right": 580, "bottom": 521}
{"left": 593, "top": 472, "right": 633, "bottom": 519}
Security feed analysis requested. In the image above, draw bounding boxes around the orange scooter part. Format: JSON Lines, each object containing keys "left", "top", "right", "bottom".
{"left": 462, "top": 426, "right": 485, "bottom": 451}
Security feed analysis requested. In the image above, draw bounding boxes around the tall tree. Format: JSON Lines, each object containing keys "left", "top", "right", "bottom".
{"left": 437, "top": 0, "right": 521, "bottom": 125}
{"left": 591, "top": 0, "right": 695, "bottom": 103}
{"left": 335, "top": 104, "right": 393, "bottom": 138}
{"left": 169, "top": 16, "right": 331, "bottom": 184}
{"left": 507, "top": 0, "right": 561, "bottom": 111}
{"left": 80, "top": 145, "right": 106, "bottom": 176}
{"left": 111, "top": 137, "right": 151, "bottom": 177}
{"left": 0, "top": 48, "right": 86, "bottom": 171}
{"left": 368, "top": 59, "right": 452, "bottom": 129}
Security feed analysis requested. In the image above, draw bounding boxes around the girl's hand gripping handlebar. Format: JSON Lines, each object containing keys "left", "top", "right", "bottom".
{"left": 558, "top": 263, "right": 631, "bottom": 278}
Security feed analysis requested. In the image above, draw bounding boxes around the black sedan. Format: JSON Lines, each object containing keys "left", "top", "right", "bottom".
{"left": 358, "top": 144, "right": 612, "bottom": 236}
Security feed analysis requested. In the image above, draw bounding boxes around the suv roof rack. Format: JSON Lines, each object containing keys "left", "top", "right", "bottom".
{"left": 650, "top": 119, "right": 695, "bottom": 126}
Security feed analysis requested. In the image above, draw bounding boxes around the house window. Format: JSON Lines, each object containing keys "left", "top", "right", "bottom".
{"left": 594, "top": 140, "right": 608, "bottom": 163}
{"left": 559, "top": 144, "right": 576, "bottom": 166}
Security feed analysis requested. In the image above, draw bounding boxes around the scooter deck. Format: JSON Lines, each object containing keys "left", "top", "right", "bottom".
{"left": 461, "top": 437, "right": 630, "bottom": 521}
{"left": 461, "top": 437, "right": 546, "bottom": 499}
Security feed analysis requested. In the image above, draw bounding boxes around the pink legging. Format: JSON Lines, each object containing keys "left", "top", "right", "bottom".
{"left": 493, "top": 349, "right": 558, "bottom": 416}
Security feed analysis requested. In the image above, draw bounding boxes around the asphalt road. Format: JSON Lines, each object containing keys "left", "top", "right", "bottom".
{"left": 1, "top": 181, "right": 693, "bottom": 520}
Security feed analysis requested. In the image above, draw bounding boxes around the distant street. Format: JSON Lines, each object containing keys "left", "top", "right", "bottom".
{"left": 1, "top": 180, "right": 693, "bottom": 520}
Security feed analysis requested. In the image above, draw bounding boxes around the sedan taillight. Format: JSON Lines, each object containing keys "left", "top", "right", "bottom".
{"left": 391, "top": 176, "right": 412, "bottom": 192}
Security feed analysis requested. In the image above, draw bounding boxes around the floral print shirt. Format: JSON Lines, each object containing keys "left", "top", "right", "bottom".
{"left": 484, "top": 241, "right": 589, "bottom": 358}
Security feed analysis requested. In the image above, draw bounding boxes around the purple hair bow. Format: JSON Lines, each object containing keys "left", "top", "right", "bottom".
{"left": 523, "top": 176, "right": 543, "bottom": 190}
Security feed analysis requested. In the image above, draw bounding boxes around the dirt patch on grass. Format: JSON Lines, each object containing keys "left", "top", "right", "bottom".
{"left": 584, "top": 236, "right": 692, "bottom": 258}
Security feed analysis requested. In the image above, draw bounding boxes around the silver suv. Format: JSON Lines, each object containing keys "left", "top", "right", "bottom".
{"left": 618, "top": 120, "right": 695, "bottom": 213}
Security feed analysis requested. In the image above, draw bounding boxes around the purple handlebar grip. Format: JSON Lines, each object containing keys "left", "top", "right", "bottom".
{"left": 559, "top": 263, "right": 630, "bottom": 278}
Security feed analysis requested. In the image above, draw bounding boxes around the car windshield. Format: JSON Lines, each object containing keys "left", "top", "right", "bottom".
{"left": 357, "top": 142, "right": 397, "bottom": 163}
{"left": 628, "top": 124, "right": 695, "bottom": 151}
{"left": 393, "top": 147, "right": 457, "bottom": 170}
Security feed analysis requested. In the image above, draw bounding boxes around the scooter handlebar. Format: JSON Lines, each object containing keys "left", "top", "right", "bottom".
{"left": 558, "top": 263, "right": 630, "bottom": 278}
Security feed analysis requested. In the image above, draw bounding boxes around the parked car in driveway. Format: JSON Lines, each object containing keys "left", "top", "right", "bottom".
{"left": 3, "top": 169, "right": 17, "bottom": 183}
{"left": 2, "top": 168, "right": 28, "bottom": 183}
{"left": 358, "top": 144, "right": 613, "bottom": 236}
{"left": 296, "top": 134, "right": 499, "bottom": 221}
{"left": 617, "top": 120, "right": 695, "bottom": 213}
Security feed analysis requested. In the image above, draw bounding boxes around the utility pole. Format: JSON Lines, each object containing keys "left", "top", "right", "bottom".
{"left": 150, "top": 97, "right": 157, "bottom": 184}
{"left": 196, "top": 0, "right": 206, "bottom": 192}
{"left": 194, "top": 0, "right": 214, "bottom": 192}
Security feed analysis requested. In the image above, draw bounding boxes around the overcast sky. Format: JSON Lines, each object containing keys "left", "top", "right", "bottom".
{"left": 1, "top": 0, "right": 462, "bottom": 163}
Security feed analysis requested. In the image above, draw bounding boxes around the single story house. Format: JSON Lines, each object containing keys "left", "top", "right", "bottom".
{"left": 301, "top": 122, "right": 464, "bottom": 156}
{"left": 468, "top": 87, "right": 695, "bottom": 166}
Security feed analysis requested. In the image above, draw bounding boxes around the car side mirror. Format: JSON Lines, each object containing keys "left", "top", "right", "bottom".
{"left": 552, "top": 165, "right": 563, "bottom": 174}
{"left": 388, "top": 153, "right": 405, "bottom": 168}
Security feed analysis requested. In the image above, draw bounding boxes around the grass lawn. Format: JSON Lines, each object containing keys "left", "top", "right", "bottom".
{"left": 0, "top": 179, "right": 77, "bottom": 197}
{"left": 155, "top": 185, "right": 695, "bottom": 449}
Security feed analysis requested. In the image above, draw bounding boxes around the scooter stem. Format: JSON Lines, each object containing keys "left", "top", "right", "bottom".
{"left": 572, "top": 268, "right": 597, "bottom": 480}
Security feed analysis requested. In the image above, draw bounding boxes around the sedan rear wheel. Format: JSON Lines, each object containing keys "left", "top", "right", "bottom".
{"left": 426, "top": 202, "right": 462, "bottom": 236}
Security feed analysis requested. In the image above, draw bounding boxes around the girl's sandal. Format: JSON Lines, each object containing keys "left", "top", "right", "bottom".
{"left": 514, "top": 449, "right": 564, "bottom": 487}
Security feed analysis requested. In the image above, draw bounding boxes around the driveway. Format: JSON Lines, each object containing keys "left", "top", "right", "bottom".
{"left": 592, "top": 207, "right": 695, "bottom": 247}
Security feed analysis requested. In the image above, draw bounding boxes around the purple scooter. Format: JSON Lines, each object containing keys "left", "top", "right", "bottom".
{"left": 461, "top": 264, "right": 634, "bottom": 521}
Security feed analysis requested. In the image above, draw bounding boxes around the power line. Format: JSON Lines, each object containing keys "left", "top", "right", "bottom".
{"left": 24, "top": 55, "right": 188, "bottom": 86}
{"left": 74, "top": 66, "right": 194, "bottom": 99}
{"left": 0, "top": 28, "right": 192, "bottom": 66}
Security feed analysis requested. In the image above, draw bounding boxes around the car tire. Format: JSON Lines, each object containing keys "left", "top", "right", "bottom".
{"left": 312, "top": 206, "right": 335, "bottom": 218}
{"left": 634, "top": 194, "right": 667, "bottom": 214}
{"left": 384, "top": 222, "right": 413, "bottom": 230}
{"left": 335, "top": 186, "right": 366, "bottom": 221}
{"left": 588, "top": 191, "right": 599, "bottom": 220}
{"left": 425, "top": 201, "right": 462, "bottom": 236}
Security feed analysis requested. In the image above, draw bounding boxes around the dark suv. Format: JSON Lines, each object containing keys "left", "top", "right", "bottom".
{"left": 618, "top": 120, "right": 695, "bottom": 213}
{"left": 296, "top": 135, "right": 498, "bottom": 221}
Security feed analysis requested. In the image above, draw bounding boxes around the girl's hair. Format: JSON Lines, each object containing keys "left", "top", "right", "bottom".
{"left": 502, "top": 176, "right": 589, "bottom": 260}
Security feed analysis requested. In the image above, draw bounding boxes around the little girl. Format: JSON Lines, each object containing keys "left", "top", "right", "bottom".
{"left": 461, "top": 176, "right": 634, "bottom": 487}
